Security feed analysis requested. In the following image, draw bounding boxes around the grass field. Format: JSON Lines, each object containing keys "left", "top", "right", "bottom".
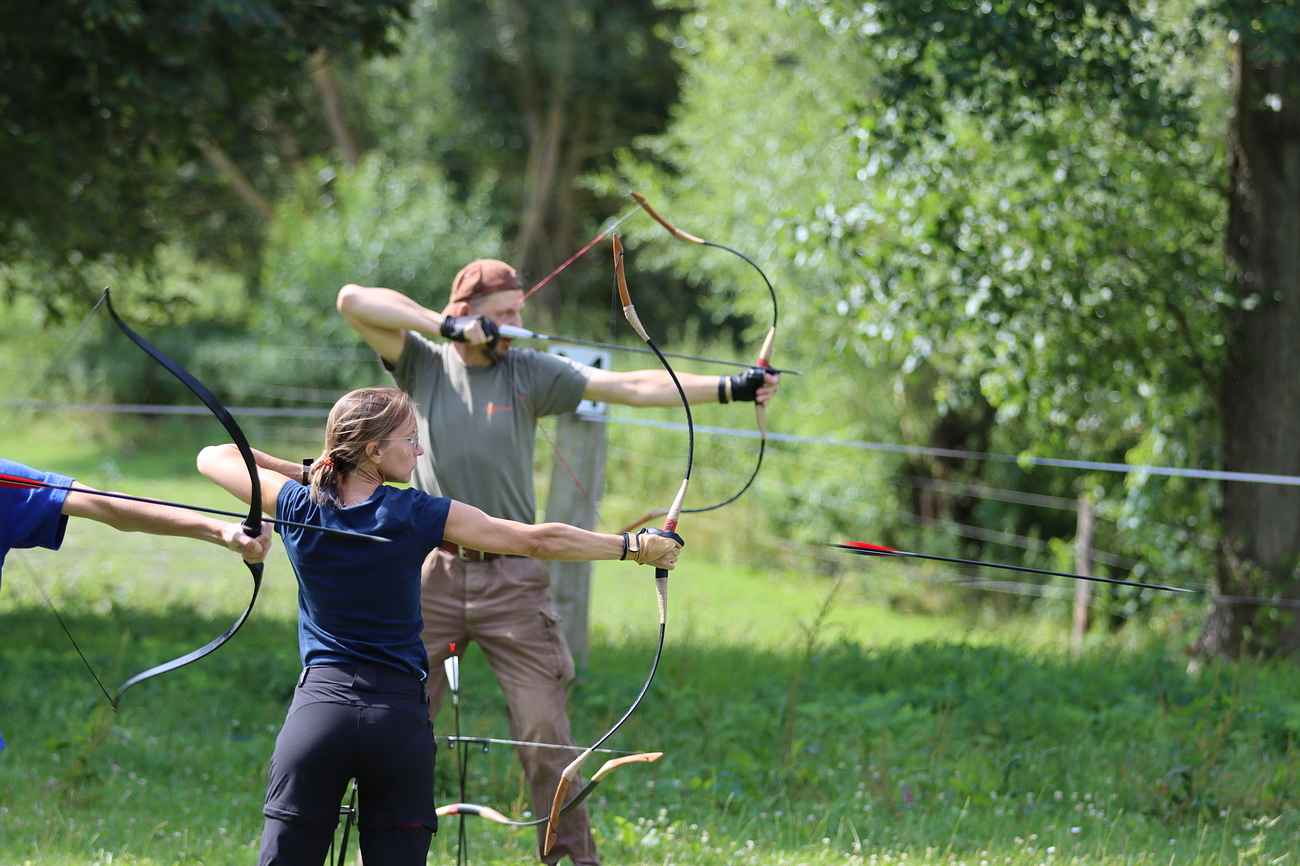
{"left": 3, "top": 419, "right": 1299, "bottom": 864}
{"left": 5, "top": 527, "right": 1299, "bottom": 864}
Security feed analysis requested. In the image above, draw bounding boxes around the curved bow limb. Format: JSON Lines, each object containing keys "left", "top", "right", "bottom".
{"left": 441, "top": 752, "right": 664, "bottom": 828}
{"left": 627, "top": 191, "right": 779, "bottom": 517}
{"left": 101, "top": 289, "right": 265, "bottom": 704}
{"left": 543, "top": 236, "right": 692, "bottom": 854}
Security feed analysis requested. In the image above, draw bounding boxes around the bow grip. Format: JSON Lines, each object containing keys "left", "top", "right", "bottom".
{"left": 642, "top": 527, "right": 685, "bottom": 548}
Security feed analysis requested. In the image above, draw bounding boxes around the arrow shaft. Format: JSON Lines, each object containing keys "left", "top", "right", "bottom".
{"left": 513, "top": 204, "right": 645, "bottom": 308}
{"left": 836, "top": 543, "right": 1196, "bottom": 594}
{"left": 498, "top": 326, "right": 802, "bottom": 374}
{"left": 835, "top": 543, "right": 1300, "bottom": 608}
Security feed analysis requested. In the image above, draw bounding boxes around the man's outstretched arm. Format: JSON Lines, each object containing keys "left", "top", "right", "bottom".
{"left": 581, "top": 366, "right": 780, "bottom": 408}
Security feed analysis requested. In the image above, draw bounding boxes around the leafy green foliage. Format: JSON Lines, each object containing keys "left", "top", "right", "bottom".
{"left": 354, "top": 0, "right": 689, "bottom": 322}
{"left": 612, "top": 0, "right": 1237, "bottom": 601}
{"left": 0, "top": 0, "right": 411, "bottom": 314}
{"left": 813, "top": 0, "right": 1198, "bottom": 144}
{"left": 212, "top": 154, "right": 502, "bottom": 400}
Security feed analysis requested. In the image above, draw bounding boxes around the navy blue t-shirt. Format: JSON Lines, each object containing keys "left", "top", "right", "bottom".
{"left": 275, "top": 481, "right": 450, "bottom": 681}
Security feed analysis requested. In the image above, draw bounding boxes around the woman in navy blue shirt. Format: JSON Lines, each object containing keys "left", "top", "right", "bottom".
{"left": 198, "top": 386, "right": 679, "bottom": 866}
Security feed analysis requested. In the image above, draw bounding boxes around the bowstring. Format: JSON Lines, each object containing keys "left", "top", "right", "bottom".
{"left": 14, "top": 552, "right": 118, "bottom": 708}
{"left": 509, "top": 203, "right": 645, "bottom": 311}
{"left": 4, "top": 294, "right": 120, "bottom": 704}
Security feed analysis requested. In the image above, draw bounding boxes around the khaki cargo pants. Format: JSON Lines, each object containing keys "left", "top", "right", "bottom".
{"left": 420, "top": 549, "right": 598, "bottom": 866}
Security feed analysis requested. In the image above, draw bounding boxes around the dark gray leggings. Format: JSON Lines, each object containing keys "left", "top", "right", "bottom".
{"left": 256, "top": 664, "right": 437, "bottom": 866}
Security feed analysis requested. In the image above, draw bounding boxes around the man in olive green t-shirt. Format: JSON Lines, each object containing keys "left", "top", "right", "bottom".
{"left": 338, "top": 259, "right": 779, "bottom": 865}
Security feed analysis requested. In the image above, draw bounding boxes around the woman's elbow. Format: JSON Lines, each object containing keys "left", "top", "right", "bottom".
{"left": 337, "top": 284, "right": 364, "bottom": 315}
{"left": 196, "top": 444, "right": 233, "bottom": 479}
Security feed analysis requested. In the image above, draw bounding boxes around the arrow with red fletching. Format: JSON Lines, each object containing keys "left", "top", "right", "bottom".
{"left": 833, "top": 541, "right": 1300, "bottom": 608}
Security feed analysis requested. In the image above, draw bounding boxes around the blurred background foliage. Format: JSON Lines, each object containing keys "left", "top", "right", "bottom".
{"left": 3, "top": 0, "right": 1299, "bottom": 653}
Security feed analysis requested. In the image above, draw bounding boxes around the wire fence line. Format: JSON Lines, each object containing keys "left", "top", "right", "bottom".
{"left": 6, "top": 397, "right": 1295, "bottom": 487}
{"left": 4, "top": 397, "right": 1230, "bottom": 608}
{"left": 595, "top": 419, "right": 1141, "bottom": 575}
{"left": 0, "top": 395, "right": 1272, "bottom": 573}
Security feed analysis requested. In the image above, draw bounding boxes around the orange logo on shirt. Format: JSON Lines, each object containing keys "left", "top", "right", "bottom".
{"left": 485, "top": 402, "right": 513, "bottom": 416}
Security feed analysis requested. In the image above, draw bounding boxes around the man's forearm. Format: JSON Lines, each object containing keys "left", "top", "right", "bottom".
{"left": 338, "top": 284, "right": 445, "bottom": 335}
{"left": 584, "top": 370, "right": 720, "bottom": 407}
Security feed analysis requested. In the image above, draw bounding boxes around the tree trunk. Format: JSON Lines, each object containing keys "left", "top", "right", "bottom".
{"left": 195, "top": 137, "right": 276, "bottom": 222}
{"left": 1197, "top": 45, "right": 1300, "bottom": 657}
{"left": 512, "top": 3, "right": 578, "bottom": 323}
{"left": 309, "top": 49, "right": 361, "bottom": 169}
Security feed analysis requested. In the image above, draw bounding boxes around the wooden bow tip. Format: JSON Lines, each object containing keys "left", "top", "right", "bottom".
{"left": 613, "top": 233, "right": 651, "bottom": 344}
{"left": 591, "top": 751, "right": 664, "bottom": 783}
{"left": 436, "top": 803, "right": 512, "bottom": 824}
{"left": 629, "top": 191, "right": 705, "bottom": 244}
{"left": 543, "top": 777, "right": 572, "bottom": 855}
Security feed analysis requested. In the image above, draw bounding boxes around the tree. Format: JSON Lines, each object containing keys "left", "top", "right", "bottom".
{"left": 0, "top": 0, "right": 410, "bottom": 315}
{"left": 381, "top": 0, "right": 685, "bottom": 323}
{"left": 1210, "top": 1, "right": 1300, "bottom": 655}
{"left": 615, "top": 0, "right": 1300, "bottom": 641}
{"left": 812, "top": 0, "right": 1300, "bottom": 654}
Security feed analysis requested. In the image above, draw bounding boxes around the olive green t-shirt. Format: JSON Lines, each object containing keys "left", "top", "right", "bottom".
{"left": 388, "top": 332, "right": 589, "bottom": 523}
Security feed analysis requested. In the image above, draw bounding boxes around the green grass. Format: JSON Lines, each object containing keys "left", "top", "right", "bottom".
{"left": 5, "top": 516, "right": 1299, "bottom": 865}
{"left": 3, "top": 415, "right": 1299, "bottom": 865}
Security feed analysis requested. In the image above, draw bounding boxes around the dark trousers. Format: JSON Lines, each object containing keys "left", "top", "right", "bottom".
{"left": 256, "top": 663, "right": 437, "bottom": 866}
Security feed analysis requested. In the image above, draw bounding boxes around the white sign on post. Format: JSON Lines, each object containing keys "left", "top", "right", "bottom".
{"left": 547, "top": 346, "right": 611, "bottom": 416}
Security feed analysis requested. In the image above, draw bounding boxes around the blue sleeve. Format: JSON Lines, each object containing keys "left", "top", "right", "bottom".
{"left": 0, "top": 458, "right": 73, "bottom": 559}
{"left": 413, "top": 491, "right": 451, "bottom": 549}
{"left": 275, "top": 480, "right": 311, "bottom": 535}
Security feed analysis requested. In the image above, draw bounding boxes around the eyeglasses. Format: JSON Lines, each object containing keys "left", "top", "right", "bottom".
{"left": 380, "top": 435, "right": 420, "bottom": 448}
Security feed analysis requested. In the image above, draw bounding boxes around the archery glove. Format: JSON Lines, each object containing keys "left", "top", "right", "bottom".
{"left": 624, "top": 527, "right": 685, "bottom": 567}
{"left": 718, "top": 366, "right": 769, "bottom": 403}
{"left": 440, "top": 315, "right": 500, "bottom": 349}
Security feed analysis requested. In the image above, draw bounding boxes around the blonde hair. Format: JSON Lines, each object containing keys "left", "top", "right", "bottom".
{"left": 308, "top": 387, "right": 416, "bottom": 506}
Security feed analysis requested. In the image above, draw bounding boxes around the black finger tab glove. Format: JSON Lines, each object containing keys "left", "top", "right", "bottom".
{"left": 718, "top": 366, "right": 768, "bottom": 403}
{"left": 440, "top": 315, "right": 500, "bottom": 348}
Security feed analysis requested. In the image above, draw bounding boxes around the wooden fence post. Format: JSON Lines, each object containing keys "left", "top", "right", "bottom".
{"left": 544, "top": 413, "right": 606, "bottom": 668}
{"left": 1071, "top": 492, "right": 1096, "bottom": 656}
{"left": 542, "top": 347, "right": 610, "bottom": 668}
